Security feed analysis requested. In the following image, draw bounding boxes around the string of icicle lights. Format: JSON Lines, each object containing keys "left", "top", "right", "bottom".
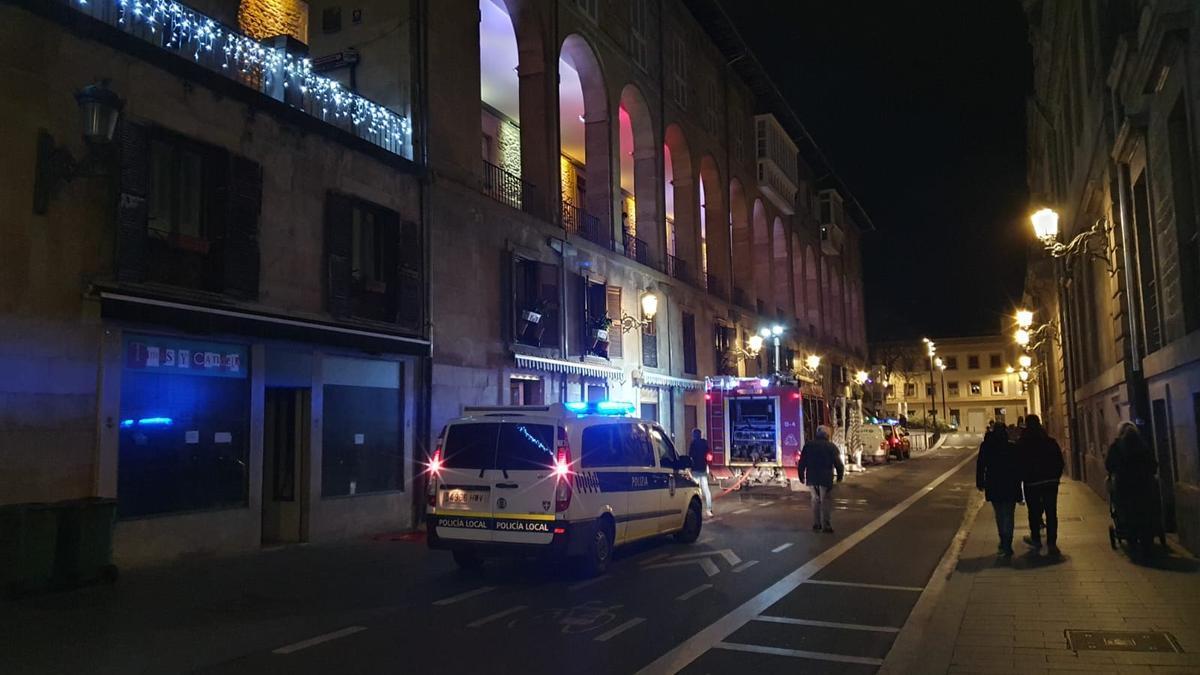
{"left": 73, "top": 0, "right": 411, "bottom": 152}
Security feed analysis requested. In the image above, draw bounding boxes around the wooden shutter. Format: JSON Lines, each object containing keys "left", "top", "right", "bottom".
{"left": 606, "top": 286, "right": 623, "bottom": 358}
{"left": 116, "top": 120, "right": 150, "bottom": 282}
{"left": 325, "top": 192, "right": 353, "bottom": 317}
{"left": 220, "top": 155, "right": 262, "bottom": 298}
{"left": 396, "top": 218, "right": 422, "bottom": 329}
{"left": 682, "top": 312, "right": 697, "bottom": 374}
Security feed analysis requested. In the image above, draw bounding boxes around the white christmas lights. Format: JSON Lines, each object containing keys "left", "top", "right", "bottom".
{"left": 72, "top": 0, "right": 411, "bottom": 156}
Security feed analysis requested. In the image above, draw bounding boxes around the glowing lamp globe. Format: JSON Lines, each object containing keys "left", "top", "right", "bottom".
{"left": 1031, "top": 208, "right": 1060, "bottom": 241}
{"left": 640, "top": 292, "right": 658, "bottom": 320}
{"left": 1015, "top": 309, "right": 1034, "bottom": 329}
{"left": 1018, "top": 354, "right": 1032, "bottom": 369}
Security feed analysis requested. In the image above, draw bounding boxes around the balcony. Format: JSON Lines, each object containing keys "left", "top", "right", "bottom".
{"left": 666, "top": 255, "right": 693, "bottom": 286}
{"left": 818, "top": 189, "right": 846, "bottom": 256}
{"left": 820, "top": 222, "right": 845, "bottom": 256}
{"left": 482, "top": 160, "right": 538, "bottom": 215}
{"left": 62, "top": 0, "right": 411, "bottom": 158}
{"left": 561, "top": 201, "right": 611, "bottom": 249}
{"left": 733, "top": 286, "right": 754, "bottom": 311}
{"left": 755, "top": 114, "right": 799, "bottom": 215}
{"left": 705, "top": 273, "right": 728, "bottom": 301}
{"left": 621, "top": 230, "right": 656, "bottom": 269}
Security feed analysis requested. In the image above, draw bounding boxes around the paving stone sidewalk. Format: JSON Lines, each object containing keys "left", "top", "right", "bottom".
{"left": 884, "top": 479, "right": 1200, "bottom": 674}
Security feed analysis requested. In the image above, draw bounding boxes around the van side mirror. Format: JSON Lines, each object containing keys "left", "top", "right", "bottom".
{"left": 675, "top": 455, "right": 693, "bottom": 470}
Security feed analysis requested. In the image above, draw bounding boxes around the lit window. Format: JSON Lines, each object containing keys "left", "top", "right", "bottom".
{"left": 969, "top": 381, "right": 982, "bottom": 396}
{"left": 992, "top": 380, "right": 1005, "bottom": 395}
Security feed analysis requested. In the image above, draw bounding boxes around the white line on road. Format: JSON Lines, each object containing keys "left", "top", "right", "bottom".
{"left": 638, "top": 553, "right": 671, "bottom": 565}
{"left": 467, "top": 605, "right": 527, "bottom": 628}
{"left": 676, "top": 584, "right": 713, "bottom": 601}
{"left": 803, "top": 579, "right": 923, "bottom": 593}
{"left": 647, "top": 558, "right": 720, "bottom": 577}
{"left": 771, "top": 542, "right": 794, "bottom": 553}
{"left": 732, "top": 508, "right": 751, "bottom": 514}
{"left": 568, "top": 574, "right": 611, "bottom": 591}
{"left": 713, "top": 642, "right": 884, "bottom": 666}
{"left": 634, "top": 450, "right": 979, "bottom": 675}
{"left": 697, "top": 536, "right": 714, "bottom": 545}
{"left": 757, "top": 501, "right": 775, "bottom": 508}
{"left": 272, "top": 626, "right": 366, "bottom": 654}
{"left": 432, "top": 586, "right": 496, "bottom": 606}
{"left": 753, "top": 615, "right": 900, "bottom": 633}
{"left": 732, "top": 560, "right": 758, "bottom": 573}
{"left": 594, "top": 617, "right": 646, "bottom": 642}
{"left": 671, "top": 549, "right": 741, "bottom": 566}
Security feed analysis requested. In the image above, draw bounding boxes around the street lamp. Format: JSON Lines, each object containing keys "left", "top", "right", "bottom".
{"left": 1016, "top": 309, "right": 1034, "bottom": 330}
{"left": 935, "top": 356, "right": 947, "bottom": 421}
{"left": 34, "top": 80, "right": 125, "bottom": 214}
{"left": 759, "top": 325, "right": 785, "bottom": 375}
{"left": 1031, "top": 207, "right": 1116, "bottom": 274}
{"left": 1018, "top": 354, "right": 1032, "bottom": 369}
{"left": 1014, "top": 329, "right": 1030, "bottom": 347}
{"left": 618, "top": 291, "right": 658, "bottom": 333}
{"left": 804, "top": 354, "right": 821, "bottom": 371}
{"left": 854, "top": 370, "right": 869, "bottom": 385}
{"left": 922, "top": 338, "right": 937, "bottom": 427}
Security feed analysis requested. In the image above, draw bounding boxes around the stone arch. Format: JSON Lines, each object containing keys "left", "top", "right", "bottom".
{"left": 559, "top": 33, "right": 613, "bottom": 236}
{"left": 752, "top": 199, "right": 770, "bottom": 312}
{"left": 618, "top": 84, "right": 660, "bottom": 263}
{"left": 664, "top": 124, "right": 696, "bottom": 280}
{"left": 771, "top": 217, "right": 791, "bottom": 317}
{"left": 699, "top": 155, "right": 728, "bottom": 296}
{"left": 729, "top": 178, "right": 752, "bottom": 304}
{"left": 804, "top": 246, "right": 821, "bottom": 337}
{"left": 791, "top": 232, "right": 805, "bottom": 325}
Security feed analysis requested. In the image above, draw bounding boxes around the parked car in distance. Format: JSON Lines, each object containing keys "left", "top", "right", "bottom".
{"left": 881, "top": 424, "right": 912, "bottom": 460}
{"left": 860, "top": 424, "right": 889, "bottom": 465}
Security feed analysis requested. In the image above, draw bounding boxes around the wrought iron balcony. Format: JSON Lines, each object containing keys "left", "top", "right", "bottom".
{"left": 561, "top": 201, "right": 612, "bottom": 249}
{"left": 732, "top": 286, "right": 754, "bottom": 311}
{"left": 705, "top": 273, "right": 728, "bottom": 301}
{"left": 666, "top": 254, "right": 693, "bottom": 286}
{"left": 63, "top": 0, "right": 411, "bottom": 158}
{"left": 621, "top": 229, "right": 656, "bottom": 268}
{"left": 482, "top": 160, "right": 538, "bottom": 214}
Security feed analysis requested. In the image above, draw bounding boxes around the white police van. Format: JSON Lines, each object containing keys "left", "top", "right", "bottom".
{"left": 426, "top": 401, "right": 703, "bottom": 575}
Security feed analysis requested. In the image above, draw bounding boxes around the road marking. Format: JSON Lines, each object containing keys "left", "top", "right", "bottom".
{"left": 753, "top": 615, "right": 901, "bottom": 633}
{"left": 594, "top": 617, "right": 645, "bottom": 642}
{"left": 634, "top": 450, "right": 978, "bottom": 675}
{"left": 804, "top": 579, "right": 923, "bottom": 593}
{"left": 568, "top": 574, "right": 612, "bottom": 591}
{"left": 732, "top": 508, "right": 751, "bottom": 514}
{"left": 432, "top": 586, "right": 496, "bottom": 606}
{"left": 671, "top": 549, "right": 741, "bottom": 566}
{"left": 676, "top": 584, "right": 713, "bottom": 601}
{"left": 713, "top": 642, "right": 884, "bottom": 666}
{"left": 698, "top": 536, "right": 714, "bottom": 545}
{"left": 467, "top": 605, "right": 527, "bottom": 628}
{"left": 757, "top": 501, "right": 775, "bottom": 507}
{"left": 771, "top": 543, "right": 794, "bottom": 553}
{"left": 272, "top": 626, "right": 366, "bottom": 654}
{"left": 732, "top": 560, "right": 758, "bottom": 573}
{"left": 647, "top": 558, "right": 720, "bottom": 577}
{"left": 639, "top": 552, "right": 670, "bottom": 565}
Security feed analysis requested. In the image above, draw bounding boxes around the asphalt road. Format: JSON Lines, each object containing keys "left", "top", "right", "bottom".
{"left": 4, "top": 434, "right": 982, "bottom": 675}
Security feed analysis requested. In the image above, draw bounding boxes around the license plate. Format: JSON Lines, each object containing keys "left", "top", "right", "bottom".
{"left": 442, "top": 489, "right": 485, "bottom": 509}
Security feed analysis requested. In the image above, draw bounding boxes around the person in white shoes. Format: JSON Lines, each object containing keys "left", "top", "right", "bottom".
{"left": 688, "top": 428, "right": 714, "bottom": 517}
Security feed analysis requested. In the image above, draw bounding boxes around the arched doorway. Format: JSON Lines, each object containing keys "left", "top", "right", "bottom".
{"left": 665, "top": 124, "right": 696, "bottom": 282}
{"left": 729, "top": 178, "right": 752, "bottom": 305}
{"left": 792, "top": 232, "right": 805, "bottom": 325}
{"left": 771, "top": 217, "right": 791, "bottom": 317}
{"left": 618, "top": 84, "right": 660, "bottom": 265}
{"left": 752, "top": 200, "right": 770, "bottom": 313}
{"left": 805, "top": 246, "right": 821, "bottom": 337}
{"left": 559, "top": 34, "right": 612, "bottom": 243}
{"left": 699, "top": 156, "right": 728, "bottom": 298}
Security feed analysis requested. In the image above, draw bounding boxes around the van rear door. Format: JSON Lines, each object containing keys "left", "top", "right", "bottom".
{"left": 436, "top": 422, "right": 499, "bottom": 543}
{"left": 491, "top": 420, "right": 558, "bottom": 545}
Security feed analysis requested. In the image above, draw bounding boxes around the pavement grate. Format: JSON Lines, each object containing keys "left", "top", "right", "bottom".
{"left": 1065, "top": 629, "right": 1183, "bottom": 653}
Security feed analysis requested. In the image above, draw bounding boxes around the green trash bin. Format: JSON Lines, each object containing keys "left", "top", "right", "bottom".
{"left": 54, "top": 498, "right": 118, "bottom": 588}
{"left": 0, "top": 503, "right": 59, "bottom": 597}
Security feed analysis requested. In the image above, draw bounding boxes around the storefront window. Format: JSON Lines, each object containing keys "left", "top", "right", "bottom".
{"left": 322, "top": 357, "right": 405, "bottom": 497}
{"left": 117, "top": 334, "right": 250, "bottom": 518}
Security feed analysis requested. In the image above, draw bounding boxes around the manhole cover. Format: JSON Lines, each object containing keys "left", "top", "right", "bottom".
{"left": 1065, "top": 630, "right": 1182, "bottom": 653}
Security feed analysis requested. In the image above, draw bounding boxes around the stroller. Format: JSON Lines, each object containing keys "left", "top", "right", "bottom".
{"left": 1106, "top": 472, "right": 1167, "bottom": 553}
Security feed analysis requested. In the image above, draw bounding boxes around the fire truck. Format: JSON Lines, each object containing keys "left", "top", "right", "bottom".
{"left": 704, "top": 376, "right": 830, "bottom": 487}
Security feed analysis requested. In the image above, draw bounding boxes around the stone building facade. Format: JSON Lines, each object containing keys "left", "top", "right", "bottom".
{"left": 1024, "top": 0, "right": 1200, "bottom": 553}
{"left": 0, "top": 0, "right": 871, "bottom": 565}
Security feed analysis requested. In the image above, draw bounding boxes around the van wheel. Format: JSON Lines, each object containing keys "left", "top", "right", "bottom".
{"left": 675, "top": 503, "right": 702, "bottom": 543}
{"left": 576, "top": 521, "right": 613, "bottom": 577}
{"left": 452, "top": 550, "right": 484, "bottom": 571}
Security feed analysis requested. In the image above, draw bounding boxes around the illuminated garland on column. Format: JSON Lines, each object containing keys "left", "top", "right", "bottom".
{"left": 73, "top": 0, "right": 411, "bottom": 154}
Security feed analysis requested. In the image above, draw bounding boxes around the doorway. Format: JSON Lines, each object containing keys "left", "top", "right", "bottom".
{"left": 263, "top": 387, "right": 311, "bottom": 545}
{"left": 1151, "top": 398, "right": 1177, "bottom": 532}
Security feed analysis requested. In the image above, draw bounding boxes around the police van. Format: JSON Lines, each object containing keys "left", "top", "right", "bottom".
{"left": 426, "top": 401, "right": 703, "bottom": 575}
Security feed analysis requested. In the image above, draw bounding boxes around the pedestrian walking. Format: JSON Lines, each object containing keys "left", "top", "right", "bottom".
{"left": 1105, "top": 421, "right": 1160, "bottom": 556}
{"left": 797, "top": 425, "right": 845, "bottom": 533}
{"left": 976, "top": 424, "right": 1022, "bottom": 556}
{"left": 1016, "top": 414, "right": 1065, "bottom": 556}
{"left": 688, "top": 428, "right": 714, "bottom": 517}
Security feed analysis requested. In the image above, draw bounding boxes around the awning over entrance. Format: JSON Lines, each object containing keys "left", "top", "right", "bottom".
{"left": 514, "top": 354, "right": 624, "bottom": 382}
{"left": 641, "top": 372, "right": 705, "bottom": 390}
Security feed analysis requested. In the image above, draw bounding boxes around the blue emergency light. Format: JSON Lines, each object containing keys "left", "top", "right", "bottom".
{"left": 564, "top": 401, "right": 637, "bottom": 416}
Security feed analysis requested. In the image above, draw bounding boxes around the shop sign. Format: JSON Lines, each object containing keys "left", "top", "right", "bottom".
{"left": 124, "top": 334, "right": 248, "bottom": 378}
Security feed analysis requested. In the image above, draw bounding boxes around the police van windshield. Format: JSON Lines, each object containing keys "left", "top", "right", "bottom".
{"left": 442, "top": 422, "right": 557, "bottom": 470}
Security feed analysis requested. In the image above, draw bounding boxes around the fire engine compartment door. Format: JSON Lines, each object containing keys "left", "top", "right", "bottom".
{"left": 726, "top": 396, "right": 781, "bottom": 465}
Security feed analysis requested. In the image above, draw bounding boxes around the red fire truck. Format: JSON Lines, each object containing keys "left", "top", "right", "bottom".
{"left": 704, "top": 377, "right": 830, "bottom": 486}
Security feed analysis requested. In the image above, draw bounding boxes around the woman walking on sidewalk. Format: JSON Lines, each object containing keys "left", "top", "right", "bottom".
{"left": 976, "top": 424, "right": 1022, "bottom": 556}
{"left": 1017, "top": 414, "right": 1065, "bottom": 556}
{"left": 798, "top": 425, "right": 845, "bottom": 534}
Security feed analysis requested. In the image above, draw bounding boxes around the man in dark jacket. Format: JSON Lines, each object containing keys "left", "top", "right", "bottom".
{"left": 688, "top": 429, "right": 713, "bottom": 517}
{"left": 798, "top": 425, "right": 845, "bottom": 533}
{"left": 977, "top": 425, "right": 1022, "bottom": 556}
{"left": 1016, "top": 414, "right": 1065, "bottom": 556}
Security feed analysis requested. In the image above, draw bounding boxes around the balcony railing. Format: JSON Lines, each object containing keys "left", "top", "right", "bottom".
{"left": 667, "top": 254, "right": 693, "bottom": 286}
{"left": 482, "top": 160, "right": 538, "bottom": 214}
{"left": 64, "top": 0, "right": 411, "bottom": 158}
{"left": 705, "top": 273, "right": 728, "bottom": 301}
{"left": 562, "top": 201, "right": 612, "bottom": 249}
{"left": 733, "top": 286, "right": 753, "bottom": 311}
{"left": 621, "top": 230, "right": 655, "bottom": 268}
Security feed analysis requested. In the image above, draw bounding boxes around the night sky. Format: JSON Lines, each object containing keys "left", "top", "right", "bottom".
{"left": 716, "top": 0, "right": 1034, "bottom": 341}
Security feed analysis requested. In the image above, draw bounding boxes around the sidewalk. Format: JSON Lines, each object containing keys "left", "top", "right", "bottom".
{"left": 883, "top": 479, "right": 1200, "bottom": 674}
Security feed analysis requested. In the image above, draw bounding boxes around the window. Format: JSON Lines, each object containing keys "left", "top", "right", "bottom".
{"left": 950, "top": 409, "right": 961, "bottom": 426}
{"left": 714, "top": 322, "right": 734, "bottom": 375}
{"left": 969, "top": 381, "right": 982, "bottom": 396}
{"left": 321, "top": 357, "right": 404, "bottom": 497}
{"left": 944, "top": 356, "right": 958, "bottom": 370}
{"left": 628, "top": 0, "right": 649, "bottom": 72}
{"left": 616, "top": 422, "right": 655, "bottom": 467}
{"left": 989, "top": 354, "right": 1002, "bottom": 369}
{"left": 991, "top": 380, "right": 1005, "bottom": 395}
{"left": 926, "top": 384, "right": 934, "bottom": 397}
{"left": 967, "top": 355, "right": 980, "bottom": 370}
{"left": 148, "top": 137, "right": 205, "bottom": 241}
{"left": 642, "top": 306, "right": 658, "bottom": 368}
{"left": 668, "top": 33, "right": 688, "bottom": 109}
{"left": 886, "top": 385, "right": 895, "bottom": 400}
{"left": 948, "top": 381, "right": 960, "bottom": 397}
{"left": 682, "top": 312, "right": 697, "bottom": 374}
{"left": 1168, "top": 95, "right": 1200, "bottom": 333}
{"left": 513, "top": 258, "right": 560, "bottom": 347}
{"left": 509, "top": 377, "right": 543, "bottom": 405}
{"left": 581, "top": 424, "right": 625, "bottom": 468}
{"left": 440, "top": 421, "right": 554, "bottom": 472}
{"left": 117, "top": 334, "right": 249, "bottom": 518}
{"left": 606, "top": 286, "right": 623, "bottom": 359}
{"left": 704, "top": 78, "right": 720, "bottom": 135}
{"left": 731, "top": 104, "right": 745, "bottom": 164}
{"left": 574, "top": 0, "right": 598, "bottom": 22}
{"left": 442, "top": 423, "right": 497, "bottom": 469}
{"left": 649, "top": 425, "right": 678, "bottom": 467}
{"left": 904, "top": 383, "right": 916, "bottom": 398}
{"left": 326, "top": 192, "right": 422, "bottom": 327}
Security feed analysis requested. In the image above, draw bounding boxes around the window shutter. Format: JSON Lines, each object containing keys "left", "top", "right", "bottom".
{"left": 116, "top": 120, "right": 150, "bottom": 282}
{"left": 325, "top": 192, "right": 353, "bottom": 317}
{"left": 396, "top": 218, "right": 422, "bottom": 330}
{"left": 220, "top": 155, "right": 262, "bottom": 298}
{"left": 606, "top": 286, "right": 622, "bottom": 358}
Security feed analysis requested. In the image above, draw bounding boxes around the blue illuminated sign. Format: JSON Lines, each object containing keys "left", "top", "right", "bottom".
{"left": 124, "top": 334, "right": 248, "bottom": 379}
{"left": 564, "top": 401, "right": 637, "bottom": 416}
